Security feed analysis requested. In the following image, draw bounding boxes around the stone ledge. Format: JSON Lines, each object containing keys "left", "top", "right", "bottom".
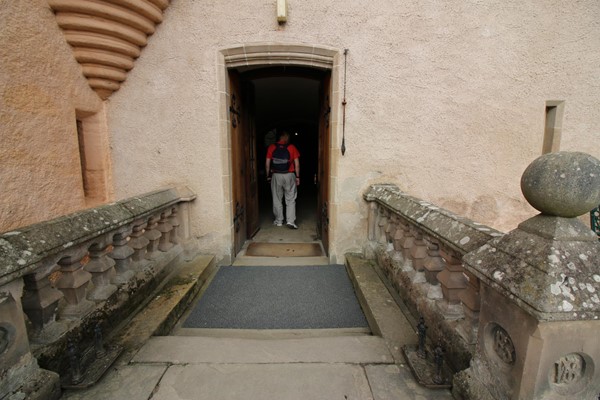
{"left": 0, "top": 186, "right": 196, "bottom": 287}
{"left": 110, "top": 254, "right": 216, "bottom": 365}
{"left": 32, "top": 245, "right": 189, "bottom": 374}
{"left": 364, "top": 184, "right": 502, "bottom": 255}
{"left": 345, "top": 253, "right": 417, "bottom": 363}
{"left": 368, "top": 245, "right": 475, "bottom": 372}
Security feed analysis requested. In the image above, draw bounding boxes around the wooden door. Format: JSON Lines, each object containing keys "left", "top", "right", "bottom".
{"left": 244, "top": 82, "right": 260, "bottom": 238}
{"left": 317, "top": 73, "right": 331, "bottom": 254}
{"left": 229, "top": 70, "right": 247, "bottom": 256}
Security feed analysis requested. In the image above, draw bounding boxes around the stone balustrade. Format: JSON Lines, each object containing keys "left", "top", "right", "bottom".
{"left": 365, "top": 151, "right": 600, "bottom": 400}
{"left": 364, "top": 184, "right": 503, "bottom": 371}
{"left": 0, "top": 186, "right": 196, "bottom": 399}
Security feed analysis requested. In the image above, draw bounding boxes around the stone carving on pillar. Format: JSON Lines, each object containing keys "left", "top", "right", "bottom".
{"left": 144, "top": 215, "right": 162, "bottom": 260}
{"left": 490, "top": 324, "right": 515, "bottom": 365}
{"left": 109, "top": 227, "right": 135, "bottom": 284}
{"left": 55, "top": 247, "right": 94, "bottom": 319}
{"left": 157, "top": 210, "right": 174, "bottom": 252}
{"left": 454, "top": 152, "right": 600, "bottom": 400}
{"left": 85, "top": 235, "right": 117, "bottom": 301}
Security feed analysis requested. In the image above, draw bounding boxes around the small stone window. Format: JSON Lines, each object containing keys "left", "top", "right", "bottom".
{"left": 542, "top": 101, "right": 565, "bottom": 154}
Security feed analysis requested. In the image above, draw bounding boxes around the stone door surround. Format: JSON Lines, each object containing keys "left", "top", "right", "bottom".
{"left": 217, "top": 43, "right": 341, "bottom": 263}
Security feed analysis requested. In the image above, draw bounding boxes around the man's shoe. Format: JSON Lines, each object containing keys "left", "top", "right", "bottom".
{"left": 274, "top": 221, "right": 282, "bottom": 227}
{"left": 286, "top": 222, "right": 298, "bottom": 229}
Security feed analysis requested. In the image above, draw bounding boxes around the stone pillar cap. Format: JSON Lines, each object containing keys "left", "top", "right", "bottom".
{"left": 521, "top": 151, "right": 600, "bottom": 218}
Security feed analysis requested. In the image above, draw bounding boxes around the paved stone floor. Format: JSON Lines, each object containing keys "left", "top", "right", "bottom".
{"left": 62, "top": 334, "right": 454, "bottom": 400}
{"left": 60, "top": 247, "right": 455, "bottom": 399}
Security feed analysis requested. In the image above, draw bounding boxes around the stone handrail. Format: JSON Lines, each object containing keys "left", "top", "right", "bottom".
{"left": 364, "top": 184, "right": 502, "bottom": 370}
{"left": 0, "top": 186, "right": 196, "bottom": 399}
{"left": 365, "top": 151, "right": 600, "bottom": 399}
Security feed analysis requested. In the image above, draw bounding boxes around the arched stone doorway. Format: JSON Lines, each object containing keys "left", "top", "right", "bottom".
{"left": 217, "top": 44, "right": 341, "bottom": 261}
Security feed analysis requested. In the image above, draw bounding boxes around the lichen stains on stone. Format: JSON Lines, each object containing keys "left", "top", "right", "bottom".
{"left": 593, "top": 274, "right": 600, "bottom": 283}
{"left": 585, "top": 283, "right": 595, "bottom": 293}
{"left": 560, "top": 300, "right": 574, "bottom": 312}
{"left": 3, "top": 231, "right": 21, "bottom": 236}
{"left": 460, "top": 236, "right": 471, "bottom": 245}
{"left": 493, "top": 270, "right": 505, "bottom": 281}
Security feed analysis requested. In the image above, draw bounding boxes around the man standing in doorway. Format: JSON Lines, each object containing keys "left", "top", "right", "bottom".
{"left": 266, "top": 131, "right": 300, "bottom": 229}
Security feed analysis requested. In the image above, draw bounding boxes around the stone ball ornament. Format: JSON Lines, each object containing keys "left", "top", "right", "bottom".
{"left": 520, "top": 151, "right": 600, "bottom": 218}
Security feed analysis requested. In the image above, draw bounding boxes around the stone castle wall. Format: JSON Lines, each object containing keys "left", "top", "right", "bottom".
{"left": 1, "top": 1, "right": 599, "bottom": 263}
{"left": 0, "top": 0, "right": 102, "bottom": 232}
{"left": 107, "top": 0, "right": 600, "bottom": 262}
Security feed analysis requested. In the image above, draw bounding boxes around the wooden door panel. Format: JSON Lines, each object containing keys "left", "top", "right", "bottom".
{"left": 317, "top": 73, "right": 331, "bottom": 254}
{"left": 229, "top": 70, "right": 246, "bottom": 256}
{"left": 245, "top": 82, "right": 260, "bottom": 237}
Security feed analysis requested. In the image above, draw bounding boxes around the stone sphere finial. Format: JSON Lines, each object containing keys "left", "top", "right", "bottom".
{"left": 520, "top": 151, "right": 600, "bottom": 218}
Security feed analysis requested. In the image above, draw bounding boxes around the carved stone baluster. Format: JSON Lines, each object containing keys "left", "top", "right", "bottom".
{"left": 385, "top": 214, "right": 396, "bottom": 244}
{"left": 168, "top": 206, "right": 180, "bottom": 245}
{"left": 109, "top": 226, "right": 135, "bottom": 284}
{"left": 377, "top": 209, "right": 388, "bottom": 244}
{"left": 399, "top": 223, "right": 415, "bottom": 272}
{"left": 392, "top": 218, "right": 405, "bottom": 254}
{"left": 55, "top": 247, "right": 94, "bottom": 319}
{"left": 365, "top": 203, "right": 381, "bottom": 259}
{"left": 409, "top": 230, "right": 428, "bottom": 284}
{"left": 157, "top": 210, "right": 174, "bottom": 252}
{"left": 129, "top": 219, "right": 149, "bottom": 264}
{"left": 456, "top": 271, "right": 480, "bottom": 344}
{"left": 0, "top": 279, "right": 60, "bottom": 398}
{"left": 144, "top": 215, "right": 161, "bottom": 260}
{"left": 85, "top": 235, "right": 117, "bottom": 301}
{"left": 423, "top": 237, "right": 445, "bottom": 300}
{"left": 21, "top": 260, "right": 64, "bottom": 335}
{"left": 436, "top": 247, "right": 467, "bottom": 319}
{"left": 367, "top": 202, "right": 378, "bottom": 241}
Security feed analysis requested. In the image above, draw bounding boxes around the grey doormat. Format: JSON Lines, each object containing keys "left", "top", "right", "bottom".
{"left": 245, "top": 242, "right": 323, "bottom": 257}
{"left": 183, "top": 265, "right": 369, "bottom": 329}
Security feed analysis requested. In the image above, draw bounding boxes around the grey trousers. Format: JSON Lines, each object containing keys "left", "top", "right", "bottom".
{"left": 271, "top": 172, "right": 297, "bottom": 224}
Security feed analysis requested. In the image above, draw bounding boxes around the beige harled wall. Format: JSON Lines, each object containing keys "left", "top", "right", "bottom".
{"left": 107, "top": 0, "right": 600, "bottom": 263}
{"left": 0, "top": 1, "right": 102, "bottom": 232}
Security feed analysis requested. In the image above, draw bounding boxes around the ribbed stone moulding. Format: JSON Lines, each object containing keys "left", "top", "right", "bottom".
{"left": 48, "top": 0, "right": 169, "bottom": 99}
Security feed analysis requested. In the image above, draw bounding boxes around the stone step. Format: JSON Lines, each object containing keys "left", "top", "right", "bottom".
{"left": 110, "top": 254, "right": 216, "bottom": 364}
{"left": 131, "top": 335, "right": 393, "bottom": 364}
{"left": 345, "top": 253, "right": 418, "bottom": 362}
{"left": 151, "top": 363, "right": 373, "bottom": 400}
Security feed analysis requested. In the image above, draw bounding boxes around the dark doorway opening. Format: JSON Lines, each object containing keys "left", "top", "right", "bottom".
{"left": 229, "top": 67, "right": 331, "bottom": 256}
{"left": 251, "top": 73, "right": 320, "bottom": 238}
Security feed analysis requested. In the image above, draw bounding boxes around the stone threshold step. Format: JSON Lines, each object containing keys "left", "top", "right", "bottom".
{"left": 132, "top": 335, "right": 393, "bottom": 364}
{"left": 110, "top": 254, "right": 216, "bottom": 365}
{"left": 345, "top": 253, "right": 418, "bottom": 363}
{"left": 173, "top": 327, "right": 371, "bottom": 339}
